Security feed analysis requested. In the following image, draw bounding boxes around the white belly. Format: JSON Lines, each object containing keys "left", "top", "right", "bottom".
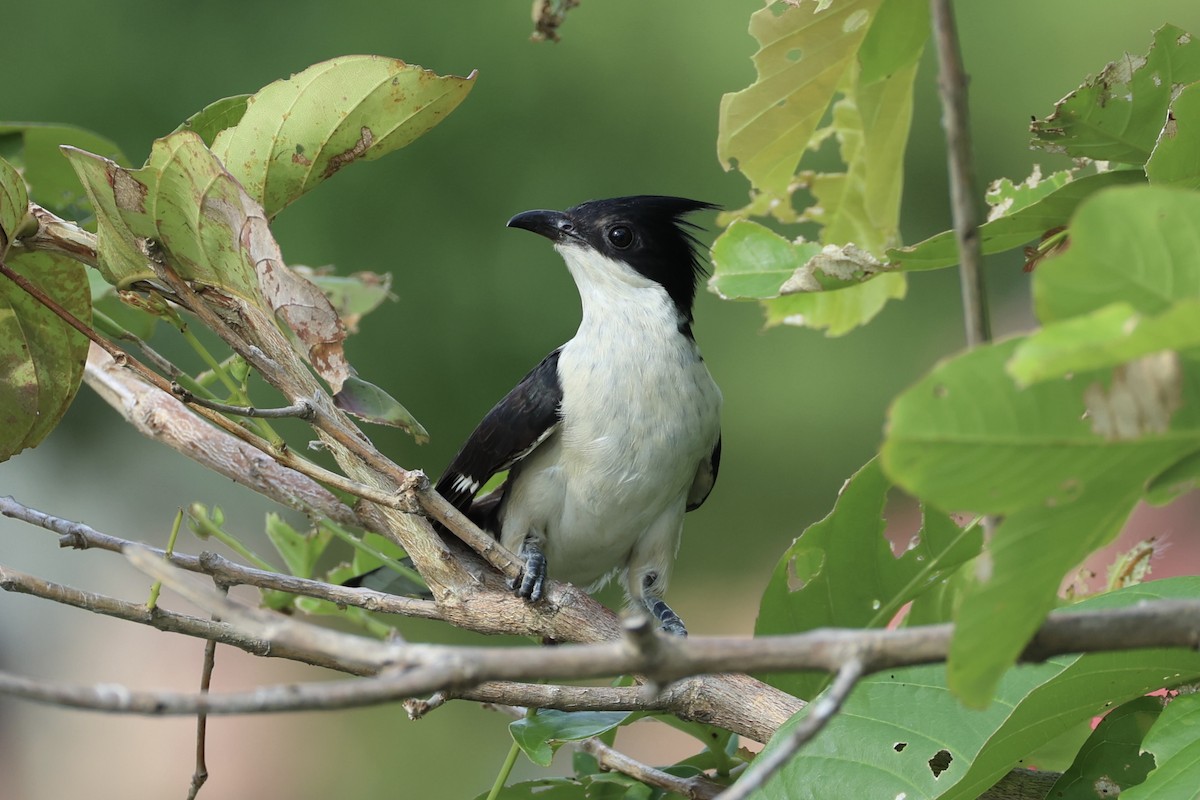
{"left": 497, "top": 305, "right": 722, "bottom": 589}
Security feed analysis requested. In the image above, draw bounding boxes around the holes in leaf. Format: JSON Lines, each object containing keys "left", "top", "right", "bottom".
{"left": 893, "top": 742, "right": 907, "bottom": 752}
{"left": 786, "top": 48, "right": 802, "bottom": 62}
{"left": 928, "top": 749, "right": 953, "bottom": 778}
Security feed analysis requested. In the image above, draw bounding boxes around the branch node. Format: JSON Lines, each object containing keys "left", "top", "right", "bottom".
{"left": 395, "top": 470, "right": 430, "bottom": 513}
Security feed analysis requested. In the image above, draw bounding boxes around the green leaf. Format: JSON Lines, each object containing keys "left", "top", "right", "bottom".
{"left": 1122, "top": 693, "right": 1200, "bottom": 799}
{"left": 61, "top": 147, "right": 155, "bottom": 286}
{"left": 888, "top": 169, "right": 1145, "bottom": 271}
{"left": 1146, "top": 450, "right": 1200, "bottom": 505}
{"left": 984, "top": 167, "right": 1073, "bottom": 219}
{"left": 708, "top": 220, "right": 822, "bottom": 300}
{"left": 0, "top": 123, "right": 128, "bottom": 221}
{"left": 1146, "top": 82, "right": 1200, "bottom": 188}
{"left": 756, "top": 458, "right": 980, "bottom": 699}
{"left": 173, "top": 95, "right": 250, "bottom": 147}
{"left": 762, "top": 272, "right": 907, "bottom": 336}
{"left": 299, "top": 268, "right": 393, "bottom": 334}
{"left": 334, "top": 374, "right": 429, "bottom": 442}
{"left": 67, "top": 132, "right": 356, "bottom": 393}
{"left": 1008, "top": 300, "right": 1200, "bottom": 386}
{"left": 1049, "top": 695, "right": 1161, "bottom": 799}
{"left": 210, "top": 56, "right": 476, "bottom": 218}
{"left": 753, "top": 578, "right": 1200, "bottom": 800}
{"left": 0, "top": 251, "right": 91, "bottom": 461}
{"left": 509, "top": 710, "right": 630, "bottom": 768}
{"left": 1031, "top": 25, "right": 1200, "bottom": 164}
{"left": 263, "top": 513, "right": 330, "bottom": 579}
{"left": 0, "top": 155, "right": 30, "bottom": 255}
{"left": 473, "top": 778, "right": 586, "bottom": 800}
{"left": 856, "top": 0, "right": 928, "bottom": 86}
{"left": 1034, "top": 185, "right": 1200, "bottom": 323}
{"left": 883, "top": 338, "right": 1200, "bottom": 703}
{"left": 718, "top": 0, "right": 884, "bottom": 200}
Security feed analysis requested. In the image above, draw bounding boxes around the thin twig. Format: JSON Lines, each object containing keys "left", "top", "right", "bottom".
{"left": 931, "top": 0, "right": 991, "bottom": 347}
{"left": 717, "top": 659, "right": 864, "bottom": 800}
{"left": 187, "top": 623, "right": 219, "bottom": 800}
{"left": 171, "top": 384, "right": 315, "bottom": 420}
{"left": 0, "top": 495, "right": 441, "bottom": 619}
{"left": 579, "top": 736, "right": 724, "bottom": 800}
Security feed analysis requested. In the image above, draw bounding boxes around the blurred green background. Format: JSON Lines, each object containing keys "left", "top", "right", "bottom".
{"left": 3, "top": 2, "right": 1200, "bottom": 798}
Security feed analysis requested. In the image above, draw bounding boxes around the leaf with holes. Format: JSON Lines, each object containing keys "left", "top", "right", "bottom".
{"left": 210, "top": 56, "right": 476, "bottom": 218}
{"left": 718, "top": 0, "right": 884, "bottom": 200}
{"left": 754, "top": 579, "right": 1200, "bottom": 800}
{"left": 1031, "top": 25, "right": 1200, "bottom": 164}
{"left": 756, "top": 458, "right": 979, "bottom": 699}
{"left": 887, "top": 169, "right": 1144, "bottom": 271}
{"left": 883, "top": 337, "right": 1200, "bottom": 703}
{"left": 1049, "top": 695, "right": 1161, "bottom": 799}
{"left": 1121, "top": 692, "right": 1200, "bottom": 799}
{"left": 1146, "top": 81, "right": 1200, "bottom": 189}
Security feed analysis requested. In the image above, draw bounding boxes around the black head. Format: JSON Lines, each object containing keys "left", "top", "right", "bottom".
{"left": 507, "top": 195, "right": 718, "bottom": 321}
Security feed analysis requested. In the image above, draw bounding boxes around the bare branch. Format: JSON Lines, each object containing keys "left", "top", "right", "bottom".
{"left": 579, "top": 735, "right": 723, "bottom": 800}
{"left": 8, "top": 554, "right": 1200, "bottom": 722}
{"left": 0, "top": 564, "right": 372, "bottom": 674}
{"left": 718, "top": 659, "right": 864, "bottom": 800}
{"left": 931, "top": 0, "right": 991, "bottom": 347}
{"left": 188, "top": 624, "right": 219, "bottom": 800}
{"left": 0, "top": 495, "right": 442, "bottom": 620}
{"left": 170, "top": 383, "right": 315, "bottom": 420}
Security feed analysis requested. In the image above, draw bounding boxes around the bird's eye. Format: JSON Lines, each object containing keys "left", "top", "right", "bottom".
{"left": 607, "top": 225, "right": 634, "bottom": 249}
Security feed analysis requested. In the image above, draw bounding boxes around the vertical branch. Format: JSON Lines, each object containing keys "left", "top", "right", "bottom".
{"left": 931, "top": 0, "right": 991, "bottom": 347}
{"left": 187, "top": 619, "right": 219, "bottom": 799}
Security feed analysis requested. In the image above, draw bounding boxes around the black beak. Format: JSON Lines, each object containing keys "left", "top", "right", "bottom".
{"left": 507, "top": 209, "right": 580, "bottom": 243}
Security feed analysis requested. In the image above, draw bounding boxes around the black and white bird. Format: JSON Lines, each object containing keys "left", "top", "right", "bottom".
{"left": 439, "top": 195, "right": 722, "bottom": 636}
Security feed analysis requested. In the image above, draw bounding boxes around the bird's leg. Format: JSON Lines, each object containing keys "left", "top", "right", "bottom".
{"left": 508, "top": 537, "right": 547, "bottom": 602}
{"left": 638, "top": 571, "right": 687, "bottom": 637}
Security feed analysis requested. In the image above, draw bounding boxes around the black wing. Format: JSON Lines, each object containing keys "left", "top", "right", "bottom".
{"left": 435, "top": 348, "right": 563, "bottom": 514}
{"left": 686, "top": 433, "right": 721, "bottom": 511}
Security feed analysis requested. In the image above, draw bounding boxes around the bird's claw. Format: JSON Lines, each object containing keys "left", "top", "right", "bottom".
{"left": 509, "top": 545, "right": 547, "bottom": 602}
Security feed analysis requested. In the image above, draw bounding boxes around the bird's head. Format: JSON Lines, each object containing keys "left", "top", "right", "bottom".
{"left": 507, "top": 195, "right": 718, "bottom": 324}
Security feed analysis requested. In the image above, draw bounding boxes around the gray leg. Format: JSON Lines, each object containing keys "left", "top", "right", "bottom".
{"left": 508, "top": 538, "right": 547, "bottom": 602}
{"left": 640, "top": 572, "right": 687, "bottom": 636}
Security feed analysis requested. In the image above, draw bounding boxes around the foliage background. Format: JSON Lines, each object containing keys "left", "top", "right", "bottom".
{"left": 2, "top": 1, "right": 1200, "bottom": 798}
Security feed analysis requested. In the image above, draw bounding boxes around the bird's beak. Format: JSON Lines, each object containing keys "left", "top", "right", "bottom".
{"left": 507, "top": 209, "right": 580, "bottom": 243}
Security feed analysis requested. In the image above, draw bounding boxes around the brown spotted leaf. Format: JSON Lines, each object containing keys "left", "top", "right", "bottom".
{"left": 209, "top": 56, "right": 476, "bottom": 218}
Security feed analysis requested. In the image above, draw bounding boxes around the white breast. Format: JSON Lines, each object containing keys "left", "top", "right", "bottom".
{"left": 498, "top": 244, "right": 722, "bottom": 588}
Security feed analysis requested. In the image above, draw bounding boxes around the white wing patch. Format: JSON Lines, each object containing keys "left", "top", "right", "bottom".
{"left": 450, "top": 474, "right": 481, "bottom": 496}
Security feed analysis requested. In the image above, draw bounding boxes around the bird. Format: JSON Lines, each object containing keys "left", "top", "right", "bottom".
{"left": 432, "top": 195, "right": 723, "bottom": 636}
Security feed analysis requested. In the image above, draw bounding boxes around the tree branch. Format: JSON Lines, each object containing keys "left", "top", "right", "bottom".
{"left": 7, "top": 548, "right": 1200, "bottom": 722}
{"left": 931, "top": 0, "right": 991, "bottom": 347}
{"left": 717, "top": 659, "right": 864, "bottom": 800}
{"left": 0, "top": 495, "right": 442, "bottom": 620}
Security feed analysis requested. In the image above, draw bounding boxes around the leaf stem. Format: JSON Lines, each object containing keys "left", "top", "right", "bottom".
{"left": 146, "top": 508, "right": 185, "bottom": 610}
{"left": 487, "top": 738, "right": 523, "bottom": 800}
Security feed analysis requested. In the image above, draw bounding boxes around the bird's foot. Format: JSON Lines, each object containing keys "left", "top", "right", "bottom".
{"left": 647, "top": 598, "right": 687, "bottom": 637}
{"left": 508, "top": 543, "right": 547, "bottom": 602}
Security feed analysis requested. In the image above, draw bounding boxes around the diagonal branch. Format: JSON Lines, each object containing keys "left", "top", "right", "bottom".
{"left": 716, "top": 659, "right": 864, "bottom": 800}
